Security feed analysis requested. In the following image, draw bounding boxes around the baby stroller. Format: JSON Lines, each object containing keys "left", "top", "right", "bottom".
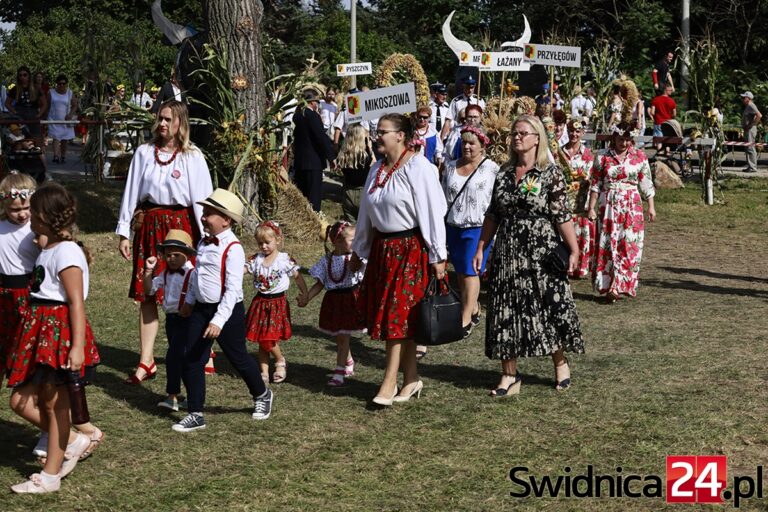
{"left": 0, "top": 115, "right": 47, "bottom": 183}
{"left": 654, "top": 119, "right": 692, "bottom": 177}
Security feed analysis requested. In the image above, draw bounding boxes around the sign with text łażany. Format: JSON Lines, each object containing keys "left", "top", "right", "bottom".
{"left": 346, "top": 83, "right": 417, "bottom": 123}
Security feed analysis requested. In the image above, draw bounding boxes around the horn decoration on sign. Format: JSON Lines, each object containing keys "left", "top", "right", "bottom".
{"left": 151, "top": 0, "right": 197, "bottom": 45}
{"left": 500, "top": 16, "right": 532, "bottom": 51}
{"left": 442, "top": 11, "right": 474, "bottom": 59}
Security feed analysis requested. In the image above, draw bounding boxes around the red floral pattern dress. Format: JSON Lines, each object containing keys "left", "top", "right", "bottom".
{"left": 590, "top": 147, "right": 656, "bottom": 297}
{"left": 245, "top": 252, "right": 298, "bottom": 350}
{"left": 564, "top": 144, "right": 596, "bottom": 278}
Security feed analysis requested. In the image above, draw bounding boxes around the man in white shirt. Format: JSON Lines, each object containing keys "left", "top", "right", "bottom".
{"left": 441, "top": 76, "right": 485, "bottom": 141}
{"left": 570, "top": 85, "right": 592, "bottom": 122}
{"left": 429, "top": 83, "right": 450, "bottom": 136}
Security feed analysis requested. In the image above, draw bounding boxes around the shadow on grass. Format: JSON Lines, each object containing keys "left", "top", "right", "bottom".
{"left": 658, "top": 266, "right": 768, "bottom": 284}
{"left": 643, "top": 278, "right": 768, "bottom": 299}
{"left": 0, "top": 418, "right": 40, "bottom": 475}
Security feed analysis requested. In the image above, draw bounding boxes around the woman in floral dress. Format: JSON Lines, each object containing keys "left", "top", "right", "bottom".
{"left": 587, "top": 122, "right": 657, "bottom": 301}
{"left": 562, "top": 119, "right": 596, "bottom": 278}
{"left": 473, "top": 115, "right": 584, "bottom": 397}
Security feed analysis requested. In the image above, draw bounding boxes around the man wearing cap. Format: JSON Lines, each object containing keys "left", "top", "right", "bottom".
{"left": 441, "top": 76, "right": 485, "bottom": 141}
{"left": 741, "top": 91, "right": 762, "bottom": 173}
{"left": 292, "top": 90, "right": 335, "bottom": 211}
{"left": 429, "top": 83, "right": 450, "bottom": 135}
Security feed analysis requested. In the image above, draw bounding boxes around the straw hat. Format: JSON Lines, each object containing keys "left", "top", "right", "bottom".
{"left": 157, "top": 229, "right": 196, "bottom": 255}
{"left": 197, "top": 188, "right": 244, "bottom": 224}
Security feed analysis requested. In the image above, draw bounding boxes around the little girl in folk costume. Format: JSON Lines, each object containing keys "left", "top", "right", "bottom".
{"left": 0, "top": 173, "right": 39, "bottom": 376}
{"left": 7, "top": 183, "right": 101, "bottom": 493}
{"left": 245, "top": 221, "right": 308, "bottom": 383}
{"left": 299, "top": 221, "right": 366, "bottom": 386}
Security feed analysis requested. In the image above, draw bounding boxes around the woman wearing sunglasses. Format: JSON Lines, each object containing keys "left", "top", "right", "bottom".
{"left": 5, "top": 66, "right": 48, "bottom": 151}
{"left": 473, "top": 115, "right": 584, "bottom": 398}
{"left": 411, "top": 105, "right": 444, "bottom": 166}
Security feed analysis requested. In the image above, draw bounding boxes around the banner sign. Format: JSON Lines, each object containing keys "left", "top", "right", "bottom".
{"left": 523, "top": 44, "right": 581, "bottom": 68}
{"left": 459, "top": 51, "right": 530, "bottom": 71}
{"left": 346, "top": 82, "right": 417, "bottom": 123}
{"left": 336, "top": 62, "right": 373, "bottom": 77}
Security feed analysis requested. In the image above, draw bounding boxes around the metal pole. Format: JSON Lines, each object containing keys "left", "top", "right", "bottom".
{"left": 350, "top": 0, "right": 357, "bottom": 90}
{"left": 681, "top": 0, "right": 690, "bottom": 108}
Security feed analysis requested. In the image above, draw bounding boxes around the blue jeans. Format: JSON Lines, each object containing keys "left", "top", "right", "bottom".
{"left": 182, "top": 301, "right": 266, "bottom": 413}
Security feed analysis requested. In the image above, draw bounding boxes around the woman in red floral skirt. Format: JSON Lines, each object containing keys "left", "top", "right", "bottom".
{"left": 351, "top": 113, "right": 448, "bottom": 406}
{"left": 115, "top": 100, "right": 213, "bottom": 383}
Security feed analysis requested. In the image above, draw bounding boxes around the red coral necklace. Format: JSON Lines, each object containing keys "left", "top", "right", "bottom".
{"left": 369, "top": 148, "right": 409, "bottom": 194}
{"left": 155, "top": 144, "right": 179, "bottom": 166}
{"left": 327, "top": 254, "right": 349, "bottom": 284}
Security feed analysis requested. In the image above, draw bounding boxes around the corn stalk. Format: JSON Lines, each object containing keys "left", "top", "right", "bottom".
{"left": 584, "top": 40, "right": 622, "bottom": 134}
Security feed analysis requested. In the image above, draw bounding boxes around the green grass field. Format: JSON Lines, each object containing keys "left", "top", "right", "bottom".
{"left": 1, "top": 177, "right": 767, "bottom": 511}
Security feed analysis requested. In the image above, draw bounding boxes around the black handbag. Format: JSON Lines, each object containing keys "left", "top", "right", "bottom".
{"left": 416, "top": 277, "right": 464, "bottom": 345}
{"left": 543, "top": 241, "right": 571, "bottom": 274}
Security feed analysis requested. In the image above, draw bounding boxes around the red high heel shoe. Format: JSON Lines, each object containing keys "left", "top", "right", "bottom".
{"left": 205, "top": 350, "right": 216, "bottom": 375}
{"left": 124, "top": 362, "right": 157, "bottom": 384}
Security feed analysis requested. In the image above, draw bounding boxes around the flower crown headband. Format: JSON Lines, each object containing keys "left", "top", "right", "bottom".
{"left": 460, "top": 125, "right": 490, "bottom": 146}
{"left": 0, "top": 188, "right": 34, "bottom": 201}
{"left": 258, "top": 220, "right": 282, "bottom": 237}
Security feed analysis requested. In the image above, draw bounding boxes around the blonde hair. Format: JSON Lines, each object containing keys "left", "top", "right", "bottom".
{"left": 507, "top": 115, "right": 551, "bottom": 169}
{"left": 0, "top": 172, "right": 36, "bottom": 221}
{"left": 255, "top": 220, "right": 283, "bottom": 245}
{"left": 151, "top": 100, "right": 193, "bottom": 152}
{"left": 336, "top": 124, "right": 370, "bottom": 170}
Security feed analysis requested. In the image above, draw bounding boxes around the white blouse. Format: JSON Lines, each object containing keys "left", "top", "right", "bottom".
{"left": 0, "top": 220, "right": 38, "bottom": 275}
{"left": 309, "top": 254, "right": 365, "bottom": 290}
{"left": 246, "top": 252, "right": 299, "bottom": 295}
{"left": 31, "top": 242, "right": 89, "bottom": 302}
{"left": 115, "top": 143, "right": 213, "bottom": 239}
{"left": 443, "top": 158, "right": 500, "bottom": 228}
{"left": 353, "top": 154, "right": 447, "bottom": 263}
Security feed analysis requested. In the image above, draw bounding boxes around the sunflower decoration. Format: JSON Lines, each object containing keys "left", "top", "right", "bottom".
{"left": 373, "top": 53, "right": 430, "bottom": 106}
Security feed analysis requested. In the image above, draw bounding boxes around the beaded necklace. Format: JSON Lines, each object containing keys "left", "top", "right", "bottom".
{"left": 368, "top": 148, "right": 409, "bottom": 194}
{"left": 327, "top": 253, "right": 350, "bottom": 284}
{"left": 154, "top": 144, "right": 179, "bottom": 166}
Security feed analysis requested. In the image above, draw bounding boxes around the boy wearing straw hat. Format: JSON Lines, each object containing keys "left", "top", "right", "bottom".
{"left": 142, "top": 229, "right": 196, "bottom": 412}
{"left": 173, "top": 189, "right": 273, "bottom": 432}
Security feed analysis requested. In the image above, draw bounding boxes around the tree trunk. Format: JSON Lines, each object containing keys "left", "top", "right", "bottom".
{"left": 203, "top": 0, "right": 264, "bottom": 206}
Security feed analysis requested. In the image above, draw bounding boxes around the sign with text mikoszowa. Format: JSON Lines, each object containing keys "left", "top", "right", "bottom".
{"left": 336, "top": 62, "right": 373, "bottom": 77}
{"left": 345, "top": 82, "right": 417, "bottom": 123}
{"left": 524, "top": 44, "right": 581, "bottom": 68}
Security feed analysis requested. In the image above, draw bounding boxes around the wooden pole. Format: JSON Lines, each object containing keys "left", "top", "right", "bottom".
{"left": 549, "top": 66, "right": 555, "bottom": 111}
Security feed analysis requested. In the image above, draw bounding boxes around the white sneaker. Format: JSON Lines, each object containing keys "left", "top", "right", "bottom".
{"left": 32, "top": 432, "right": 48, "bottom": 458}
{"left": 11, "top": 473, "right": 60, "bottom": 494}
{"left": 59, "top": 433, "right": 90, "bottom": 478}
{"left": 157, "top": 397, "right": 179, "bottom": 411}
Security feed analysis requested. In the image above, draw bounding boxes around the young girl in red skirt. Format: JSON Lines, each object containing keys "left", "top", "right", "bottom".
{"left": 7, "top": 183, "right": 101, "bottom": 493}
{"left": 299, "top": 221, "right": 366, "bottom": 387}
{"left": 245, "top": 221, "right": 308, "bottom": 383}
{"left": 0, "top": 173, "right": 38, "bottom": 379}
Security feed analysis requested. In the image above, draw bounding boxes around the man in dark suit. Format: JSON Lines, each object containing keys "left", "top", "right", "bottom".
{"left": 151, "top": 68, "right": 187, "bottom": 114}
{"left": 292, "top": 90, "right": 335, "bottom": 211}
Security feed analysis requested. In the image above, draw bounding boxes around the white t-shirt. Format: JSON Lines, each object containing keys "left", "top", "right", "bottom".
{"left": 246, "top": 252, "right": 299, "bottom": 295}
{"left": 309, "top": 254, "right": 365, "bottom": 290}
{"left": 442, "top": 158, "right": 500, "bottom": 227}
{"left": 30, "top": 241, "right": 89, "bottom": 302}
{"left": 130, "top": 92, "right": 152, "bottom": 109}
{"left": 0, "top": 220, "right": 38, "bottom": 275}
{"left": 115, "top": 144, "right": 213, "bottom": 239}
{"left": 319, "top": 100, "right": 338, "bottom": 135}
{"left": 150, "top": 261, "right": 194, "bottom": 314}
